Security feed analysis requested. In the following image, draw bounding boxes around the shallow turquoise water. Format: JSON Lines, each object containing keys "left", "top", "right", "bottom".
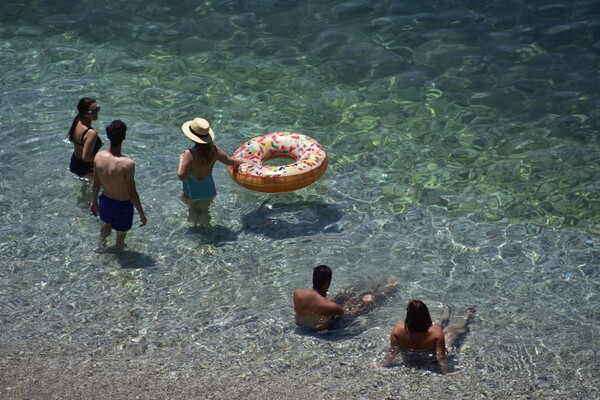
{"left": 1, "top": 0, "right": 599, "bottom": 398}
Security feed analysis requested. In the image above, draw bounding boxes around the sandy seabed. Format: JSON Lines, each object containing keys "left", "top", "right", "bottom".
{"left": 2, "top": 348, "right": 591, "bottom": 400}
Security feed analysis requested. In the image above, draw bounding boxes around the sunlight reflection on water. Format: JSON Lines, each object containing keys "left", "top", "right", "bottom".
{"left": 1, "top": 0, "right": 599, "bottom": 398}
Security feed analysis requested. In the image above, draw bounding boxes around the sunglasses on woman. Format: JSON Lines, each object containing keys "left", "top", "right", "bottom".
{"left": 85, "top": 106, "right": 101, "bottom": 114}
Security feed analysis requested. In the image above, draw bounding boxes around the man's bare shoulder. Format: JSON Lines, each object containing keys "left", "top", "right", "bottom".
{"left": 120, "top": 156, "right": 135, "bottom": 168}
{"left": 93, "top": 150, "right": 112, "bottom": 165}
{"left": 293, "top": 288, "right": 311, "bottom": 297}
{"left": 293, "top": 288, "right": 314, "bottom": 306}
{"left": 293, "top": 289, "right": 343, "bottom": 318}
{"left": 105, "top": 154, "right": 135, "bottom": 171}
{"left": 95, "top": 149, "right": 111, "bottom": 158}
{"left": 293, "top": 288, "right": 331, "bottom": 305}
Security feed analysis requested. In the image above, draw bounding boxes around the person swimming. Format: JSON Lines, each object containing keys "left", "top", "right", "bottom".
{"left": 371, "top": 299, "right": 475, "bottom": 375}
{"left": 293, "top": 265, "right": 398, "bottom": 331}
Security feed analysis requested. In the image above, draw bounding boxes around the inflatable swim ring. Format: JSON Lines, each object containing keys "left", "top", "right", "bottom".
{"left": 228, "top": 131, "right": 328, "bottom": 193}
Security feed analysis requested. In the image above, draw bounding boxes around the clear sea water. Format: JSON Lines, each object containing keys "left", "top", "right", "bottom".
{"left": 1, "top": 0, "right": 599, "bottom": 398}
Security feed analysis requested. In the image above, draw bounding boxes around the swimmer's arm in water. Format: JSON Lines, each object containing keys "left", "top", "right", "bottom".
{"left": 371, "top": 331, "right": 401, "bottom": 367}
{"left": 89, "top": 158, "right": 101, "bottom": 216}
{"left": 435, "top": 335, "right": 450, "bottom": 374}
{"left": 321, "top": 300, "right": 345, "bottom": 318}
{"left": 216, "top": 146, "right": 245, "bottom": 168}
{"left": 342, "top": 294, "right": 375, "bottom": 318}
{"left": 430, "top": 329, "right": 461, "bottom": 375}
{"left": 372, "top": 345, "right": 401, "bottom": 367}
{"left": 434, "top": 334, "right": 461, "bottom": 375}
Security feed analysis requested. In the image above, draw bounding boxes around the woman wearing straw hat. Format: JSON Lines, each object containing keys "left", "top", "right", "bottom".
{"left": 177, "top": 117, "right": 244, "bottom": 226}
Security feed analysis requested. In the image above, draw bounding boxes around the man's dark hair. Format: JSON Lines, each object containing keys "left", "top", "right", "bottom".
{"left": 106, "top": 120, "right": 127, "bottom": 147}
{"left": 405, "top": 300, "right": 433, "bottom": 333}
{"left": 312, "top": 265, "right": 332, "bottom": 289}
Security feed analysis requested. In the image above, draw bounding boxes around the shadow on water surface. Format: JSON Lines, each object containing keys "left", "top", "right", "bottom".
{"left": 243, "top": 199, "right": 343, "bottom": 239}
{"left": 394, "top": 334, "right": 472, "bottom": 375}
{"left": 185, "top": 224, "right": 239, "bottom": 247}
{"left": 101, "top": 248, "right": 156, "bottom": 269}
{"left": 294, "top": 316, "right": 371, "bottom": 341}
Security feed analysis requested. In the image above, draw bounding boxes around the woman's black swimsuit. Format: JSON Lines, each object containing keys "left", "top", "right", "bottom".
{"left": 69, "top": 127, "right": 103, "bottom": 177}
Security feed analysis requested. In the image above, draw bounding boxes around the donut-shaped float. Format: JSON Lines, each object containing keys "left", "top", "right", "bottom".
{"left": 228, "top": 131, "right": 328, "bottom": 193}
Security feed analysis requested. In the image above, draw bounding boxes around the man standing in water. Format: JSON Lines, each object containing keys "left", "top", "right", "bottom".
{"left": 293, "top": 265, "right": 398, "bottom": 330}
{"left": 90, "top": 120, "right": 147, "bottom": 250}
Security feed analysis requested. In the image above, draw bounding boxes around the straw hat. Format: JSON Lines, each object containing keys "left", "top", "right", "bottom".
{"left": 181, "top": 117, "right": 215, "bottom": 144}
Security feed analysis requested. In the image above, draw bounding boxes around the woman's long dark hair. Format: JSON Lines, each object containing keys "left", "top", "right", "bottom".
{"left": 67, "top": 97, "right": 95, "bottom": 141}
{"left": 405, "top": 300, "right": 433, "bottom": 333}
{"left": 193, "top": 142, "right": 216, "bottom": 163}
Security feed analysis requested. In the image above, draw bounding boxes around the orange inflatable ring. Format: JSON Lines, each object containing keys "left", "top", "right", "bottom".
{"left": 228, "top": 131, "right": 328, "bottom": 193}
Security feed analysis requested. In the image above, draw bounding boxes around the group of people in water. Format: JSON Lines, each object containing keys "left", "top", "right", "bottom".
{"left": 67, "top": 97, "right": 243, "bottom": 249}
{"left": 68, "top": 97, "right": 475, "bottom": 374}
{"left": 294, "top": 265, "right": 475, "bottom": 374}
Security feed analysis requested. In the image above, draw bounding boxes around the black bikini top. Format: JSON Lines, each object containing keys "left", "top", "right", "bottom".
{"left": 75, "top": 127, "right": 103, "bottom": 154}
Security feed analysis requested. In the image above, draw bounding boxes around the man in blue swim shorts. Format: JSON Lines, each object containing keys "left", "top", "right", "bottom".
{"left": 177, "top": 117, "right": 244, "bottom": 226}
{"left": 98, "top": 194, "right": 134, "bottom": 231}
{"left": 90, "top": 120, "right": 147, "bottom": 250}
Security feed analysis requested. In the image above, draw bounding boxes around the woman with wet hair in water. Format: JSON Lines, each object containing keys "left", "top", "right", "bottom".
{"left": 67, "top": 97, "right": 103, "bottom": 180}
{"left": 372, "top": 299, "right": 475, "bottom": 375}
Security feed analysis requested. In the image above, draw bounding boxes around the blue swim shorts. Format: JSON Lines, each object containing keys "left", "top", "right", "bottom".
{"left": 99, "top": 193, "right": 134, "bottom": 231}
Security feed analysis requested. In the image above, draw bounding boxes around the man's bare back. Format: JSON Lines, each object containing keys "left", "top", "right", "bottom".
{"left": 94, "top": 150, "right": 136, "bottom": 201}
{"left": 293, "top": 266, "right": 398, "bottom": 331}
{"left": 89, "top": 120, "right": 146, "bottom": 249}
{"left": 293, "top": 288, "right": 344, "bottom": 330}
{"left": 293, "top": 288, "right": 344, "bottom": 316}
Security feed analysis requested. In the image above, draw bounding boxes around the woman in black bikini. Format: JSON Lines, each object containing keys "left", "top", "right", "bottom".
{"left": 67, "top": 97, "right": 103, "bottom": 180}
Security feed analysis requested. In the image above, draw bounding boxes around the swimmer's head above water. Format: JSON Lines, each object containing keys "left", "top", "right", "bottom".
{"left": 313, "top": 264, "right": 332, "bottom": 291}
{"left": 405, "top": 299, "right": 433, "bottom": 333}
